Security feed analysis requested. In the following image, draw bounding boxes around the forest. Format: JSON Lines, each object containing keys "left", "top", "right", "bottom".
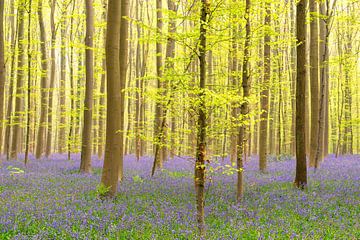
{"left": 0, "top": 0, "right": 359, "bottom": 239}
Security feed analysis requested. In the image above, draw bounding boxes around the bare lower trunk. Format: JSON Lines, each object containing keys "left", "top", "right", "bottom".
{"left": 153, "top": 0, "right": 165, "bottom": 170}
{"left": 58, "top": 5, "right": 67, "bottom": 153}
{"left": 0, "top": 0, "right": 5, "bottom": 155}
{"left": 117, "top": 0, "right": 130, "bottom": 180}
{"left": 35, "top": 0, "right": 48, "bottom": 159}
{"left": 259, "top": 1, "right": 271, "bottom": 173}
{"left": 237, "top": 0, "right": 251, "bottom": 202}
{"left": 195, "top": 1, "right": 209, "bottom": 235}
{"left": 294, "top": 0, "right": 307, "bottom": 189}
{"left": 10, "top": 3, "right": 26, "bottom": 160}
{"left": 309, "top": 0, "right": 319, "bottom": 167}
{"left": 101, "top": 0, "right": 122, "bottom": 196}
{"left": 46, "top": 0, "right": 56, "bottom": 158}
{"left": 97, "top": 0, "right": 107, "bottom": 160}
{"left": 25, "top": 0, "right": 33, "bottom": 165}
{"left": 80, "top": 0, "right": 95, "bottom": 173}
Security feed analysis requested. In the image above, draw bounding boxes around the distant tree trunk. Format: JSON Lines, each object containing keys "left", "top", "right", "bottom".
{"left": 269, "top": 91, "right": 276, "bottom": 155}
{"left": 135, "top": 0, "right": 142, "bottom": 160}
{"left": 166, "top": 0, "right": 178, "bottom": 159}
{"left": 237, "top": 0, "right": 251, "bottom": 202}
{"left": 67, "top": 1, "right": 76, "bottom": 161}
{"left": 80, "top": 0, "right": 95, "bottom": 173}
{"left": 4, "top": 2, "right": 17, "bottom": 158}
{"left": 319, "top": 1, "right": 327, "bottom": 158}
{"left": 98, "top": 56, "right": 106, "bottom": 159}
{"left": 343, "top": 53, "right": 352, "bottom": 154}
{"left": 0, "top": 0, "right": 5, "bottom": 155}
{"left": 154, "top": 0, "right": 165, "bottom": 170}
{"left": 118, "top": 0, "right": 130, "bottom": 180}
{"left": 101, "top": 0, "right": 122, "bottom": 196}
{"left": 317, "top": 0, "right": 336, "bottom": 162}
{"left": 294, "top": 0, "right": 307, "bottom": 189}
{"left": 290, "top": 0, "right": 296, "bottom": 156}
{"left": 10, "top": 2, "right": 26, "bottom": 160}
{"left": 46, "top": 0, "right": 56, "bottom": 157}
{"left": 195, "top": 0, "right": 209, "bottom": 235}
{"left": 35, "top": 0, "right": 48, "bottom": 159}
{"left": 97, "top": 0, "right": 107, "bottom": 160}
{"left": 58, "top": 4, "right": 68, "bottom": 153}
{"left": 259, "top": 1, "right": 271, "bottom": 173}
{"left": 309, "top": 0, "right": 319, "bottom": 167}
{"left": 229, "top": 0, "right": 238, "bottom": 163}
{"left": 25, "top": 0, "right": 33, "bottom": 165}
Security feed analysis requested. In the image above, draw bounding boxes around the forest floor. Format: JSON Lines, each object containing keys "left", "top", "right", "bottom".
{"left": 0, "top": 154, "right": 359, "bottom": 239}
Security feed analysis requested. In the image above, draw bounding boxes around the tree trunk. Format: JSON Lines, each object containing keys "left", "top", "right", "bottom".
{"left": 0, "top": 0, "right": 5, "bottom": 155}
{"left": 67, "top": 1, "right": 76, "bottom": 161}
{"left": 35, "top": 0, "right": 48, "bottom": 159}
{"left": 154, "top": 0, "right": 165, "bottom": 170}
{"left": 290, "top": 0, "right": 297, "bottom": 156}
{"left": 97, "top": 0, "right": 107, "bottom": 160}
{"left": 46, "top": 0, "right": 56, "bottom": 158}
{"left": 4, "top": 2, "right": 17, "bottom": 158}
{"left": 25, "top": 0, "right": 33, "bottom": 165}
{"left": 229, "top": 0, "right": 238, "bottom": 163}
{"left": 118, "top": 0, "right": 130, "bottom": 180}
{"left": 101, "top": 0, "right": 122, "bottom": 196}
{"left": 259, "top": 1, "right": 271, "bottom": 173}
{"left": 195, "top": 0, "right": 209, "bottom": 235}
{"left": 10, "top": 2, "right": 26, "bottom": 160}
{"left": 319, "top": 1, "right": 328, "bottom": 158}
{"left": 166, "top": 0, "right": 177, "bottom": 159}
{"left": 237, "top": 0, "right": 251, "bottom": 202}
{"left": 58, "top": 4, "right": 68, "bottom": 153}
{"left": 294, "top": 0, "right": 307, "bottom": 189}
{"left": 80, "top": 0, "right": 95, "bottom": 173}
{"left": 309, "top": 0, "right": 319, "bottom": 167}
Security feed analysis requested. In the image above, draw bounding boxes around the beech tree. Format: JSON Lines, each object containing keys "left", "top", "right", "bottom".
{"left": 309, "top": 0, "right": 320, "bottom": 167}
{"left": 0, "top": 0, "right": 5, "bottom": 156}
{"left": 35, "top": 0, "right": 48, "bottom": 159}
{"left": 195, "top": 0, "right": 210, "bottom": 235}
{"left": 259, "top": 1, "right": 271, "bottom": 173}
{"left": 10, "top": 1, "right": 26, "bottom": 160}
{"left": 237, "top": 0, "right": 251, "bottom": 202}
{"left": 294, "top": 0, "right": 307, "bottom": 189}
{"left": 80, "top": 0, "right": 95, "bottom": 173}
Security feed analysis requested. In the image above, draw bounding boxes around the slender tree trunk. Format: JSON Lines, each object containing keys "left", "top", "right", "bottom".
{"left": 195, "top": 0, "right": 209, "bottom": 235}
{"left": 259, "top": 2, "right": 271, "bottom": 173}
{"left": 46, "top": 0, "right": 56, "bottom": 157}
{"left": 25, "top": 0, "right": 33, "bottom": 165}
{"left": 317, "top": 0, "right": 336, "bottom": 162}
{"left": 58, "top": 4, "right": 68, "bottom": 153}
{"left": 229, "top": 0, "right": 238, "bottom": 163}
{"left": 237, "top": 0, "right": 251, "bottom": 202}
{"left": 0, "top": 0, "right": 5, "bottom": 155}
{"left": 309, "top": 0, "right": 319, "bottom": 167}
{"left": 135, "top": 0, "right": 142, "bottom": 160}
{"left": 35, "top": 0, "right": 48, "bottom": 159}
{"left": 80, "top": 0, "right": 95, "bottom": 173}
{"left": 10, "top": 2, "right": 26, "bottom": 160}
{"left": 67, "top": 1, "right": 76, "bottom": 161}
{"left": 294, "top": 0, "right": 307, "bottom": 189}
{"left": 166, "top": 0, "right": 177, "bottom": 159}
{"left": 97, "top": 0, "right": 107, "bottom": 160}
{"left": 101, "top": 0, "right": 122, "bottom": 196}
{"left": 290, "top": 0, "right": 297, "bottom": 156}
{"left": 4, "top": 2, "right": 17, "bottom": 158}
{"left": 319, "top": 1, "right": 328, "bottom": 158}
{"left": 118, "top": 0, "right": 130, "bottom": 180}
{"left": 154, "top": 0, "right": 165, "bottom": 170}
